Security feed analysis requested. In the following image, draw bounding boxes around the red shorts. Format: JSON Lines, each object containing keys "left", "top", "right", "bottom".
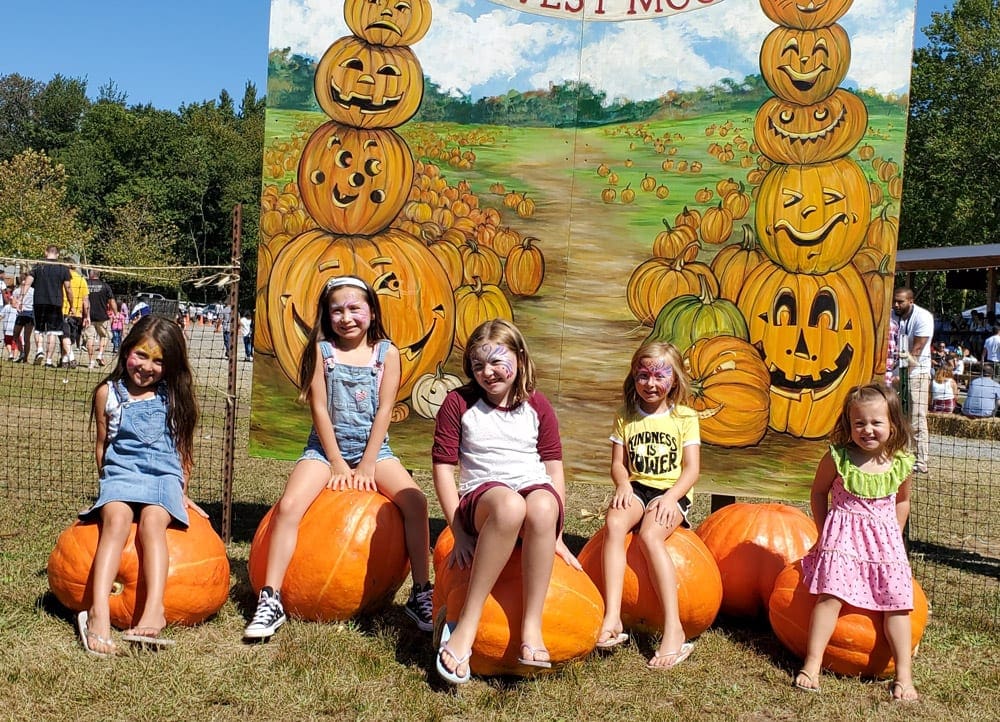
{"left": 456, "top": 481, "right": 564, "bottom": 539}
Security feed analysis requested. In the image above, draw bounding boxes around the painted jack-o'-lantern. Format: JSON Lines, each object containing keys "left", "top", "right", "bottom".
{"left": 755, "top": 158, "right": 871, "bottom": 274}
{"left": 314, "top": 36, "right": 424, "bottom": 129}
{"left": 759, "top": 0, "right": 854, "bottom": 30}
{"left": 343, "top": 0, "right": 432, "bottom": 47}
{"left": 737, "top": 260, "right": 875, "bottom": 439}
{"left": 760, "top": 24, "right": 850, "bottom": 105}
{"left": 266, "top": 228, "right": 455, "bottom": 400}
{"left": 755, "top": 90, "right": 868, "bottom": 165}
{"left": 298, "top": 122, "right": 414, "bottom": 236}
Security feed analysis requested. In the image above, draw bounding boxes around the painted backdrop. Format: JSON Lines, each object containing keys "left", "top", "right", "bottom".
{"left": 252, "top": 0, "right": 916, "bottom": 499}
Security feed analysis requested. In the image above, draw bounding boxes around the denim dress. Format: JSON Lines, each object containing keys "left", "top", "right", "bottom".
{"left": 80, "top": 380, "right": 188, "bottom": 526}
{"left": 300, "top": 340, "right": 395, "bottom": 466}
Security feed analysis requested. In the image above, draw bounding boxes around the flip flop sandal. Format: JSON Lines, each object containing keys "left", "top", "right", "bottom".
{"left": 435, "top": 623, "right": 471, "bottom": 685}
{"left": 647, "top": 642, "right": 694, "bottom": 670}
{"left": 595, "top": 631, "right": 629, "bottom": 650}
{"left": 889, "top": 680, "right": 918, "bottom": 702}
{"left": 793, "top": 669, "right": 821, "bottom": 693}
{"left": 77, "top": 610, "right": 117, "bottom": 658}
{"left": 121, "top": 628, "right": 176, "bottom": 647}
{"left": 518, "top": 643, "right": 552, "bottom": 668}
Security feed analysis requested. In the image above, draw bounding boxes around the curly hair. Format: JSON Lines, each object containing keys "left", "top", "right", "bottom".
{"left": 828, "top": 383, "right": 913, "bottom": 457}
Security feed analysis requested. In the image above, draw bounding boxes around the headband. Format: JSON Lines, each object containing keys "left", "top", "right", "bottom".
{"left": 325, "top": 276, "right": 368, "bottom": 292}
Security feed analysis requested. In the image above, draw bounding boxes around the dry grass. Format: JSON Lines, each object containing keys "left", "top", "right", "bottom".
{"left": 2, "top": 449, "right": 999, "bottom": 722}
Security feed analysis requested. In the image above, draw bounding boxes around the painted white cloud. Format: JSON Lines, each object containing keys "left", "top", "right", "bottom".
{"left": 268, "top": 0, "right": 917, "bottom": 101}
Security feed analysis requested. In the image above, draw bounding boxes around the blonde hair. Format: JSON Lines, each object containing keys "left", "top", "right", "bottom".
{"left": 462, "top": 319, "right": 535, "bottom": 407}
{"left": 934, "top": 365, "right": 954, "bottom": 384}
{"left": 829, "top": 383, "right": 913, "bottom": 457}
{"left": 623, "top": 340, "right": 691, "bottom": 412}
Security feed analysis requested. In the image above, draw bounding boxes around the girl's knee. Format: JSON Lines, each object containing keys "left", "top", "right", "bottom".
{"left": 394, "top": 486, "right": 429, "bottom": 519}
{"left": 524, "top": 492, "right": 559, "bottom": 529}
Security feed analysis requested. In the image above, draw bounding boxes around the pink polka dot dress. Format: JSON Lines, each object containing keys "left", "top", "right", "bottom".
{"left": 801, "top": 446, "right": 916, "bottom": 611}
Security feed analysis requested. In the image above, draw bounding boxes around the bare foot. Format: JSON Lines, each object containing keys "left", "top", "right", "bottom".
{"left": 794, "top": 669, "right": 821, "bottom": 692}
{"left": 890, "top": 680, "right": 919, "bottom": 702}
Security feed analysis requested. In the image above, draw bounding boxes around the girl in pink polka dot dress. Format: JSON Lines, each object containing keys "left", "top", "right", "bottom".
{"left": 795, "top": 384, "right": 919, "bottom": 702}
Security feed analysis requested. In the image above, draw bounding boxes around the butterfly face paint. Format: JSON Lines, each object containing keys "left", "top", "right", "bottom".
{"left": 469, "top": 342, "right": 518, "bottom": 405}
{"left": 633, "top": 356, "right": 674, "bottom": 412}
{"left": 328, "top": 287, "right": 372, "bottom": 341}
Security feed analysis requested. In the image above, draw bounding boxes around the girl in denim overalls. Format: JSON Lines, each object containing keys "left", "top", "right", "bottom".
{"left": 245, "top": 276, "right": 433, "bottom": 639}
{"left": 77, "top": 315, "right": 204, "bottom": 657}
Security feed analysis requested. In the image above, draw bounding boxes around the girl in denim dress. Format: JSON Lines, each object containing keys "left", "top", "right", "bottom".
{"left": 77, "top": 315, "right": 203, "bottom": 656}
{"left": 244, "top": 276, "right": 433, "bottom": 639}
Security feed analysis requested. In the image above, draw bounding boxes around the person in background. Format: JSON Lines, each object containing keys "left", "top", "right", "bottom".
{"left": 21, "top": 245, "right": 72, "bottom": 367}
{"left": 85, "top": 269, "right": 116, "bottom": 369}
{"left": 929, "top": 366, "right": 958, "bottom": 414}
{"left": 2, "top": 289, "right": 18, "bottom": 360}
{"left": 217, "top": 304, "right": 232, "bottom": 359}
{"left": 59, "top": 263, "right": 90, "bottom": 369}
{"left": 983, "top": 325, "right": 1000, "bottom": 364}
{"left": 962, "top": 364, "right": 1000, "bottom": 419}
{"left": 109, "top": 300, "right": 126, "bottom": 353}
{"left": 11, "top": 282, "right": 34, "bottom": 362}
{"left": 891, "top": 288, "right": 933, "bottom": 474}
{"left": 239, "top": 310, "right": 253, "bottom": 361}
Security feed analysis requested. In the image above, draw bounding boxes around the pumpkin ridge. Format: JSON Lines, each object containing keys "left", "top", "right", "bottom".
{"left": 314, "top": 493, "right": 378, "bottom": 603}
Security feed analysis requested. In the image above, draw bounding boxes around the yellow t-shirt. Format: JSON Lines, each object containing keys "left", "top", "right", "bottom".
{"left": 63, "top": 270, "right": 89, "bottom": 317}
{"left": 611, "top": 404, "right": 701, "bottom": 494}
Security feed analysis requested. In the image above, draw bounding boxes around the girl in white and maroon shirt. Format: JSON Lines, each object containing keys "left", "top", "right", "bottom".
{"left": 431, "top": 319, "right": 579, "bottom": 684}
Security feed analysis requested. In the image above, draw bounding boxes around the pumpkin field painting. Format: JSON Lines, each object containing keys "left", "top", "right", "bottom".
{"left": 252, "top": 0, "right": 918, "bottom": 500}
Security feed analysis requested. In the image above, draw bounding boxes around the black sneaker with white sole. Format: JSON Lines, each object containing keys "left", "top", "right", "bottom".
{"left": 404, "top": 582, "right": 434, "bottom": 632}
{"left": 244, "top": 586, "right": 287, "bottom": 639}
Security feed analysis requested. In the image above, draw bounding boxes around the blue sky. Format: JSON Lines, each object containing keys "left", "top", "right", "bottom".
{"left": 0, "top": 0, "right": 950, "bottom": 110}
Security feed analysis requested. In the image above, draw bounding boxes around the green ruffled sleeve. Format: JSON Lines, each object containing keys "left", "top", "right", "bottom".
{"left": 830, "top": 445, "right": 915, "bottom": 499}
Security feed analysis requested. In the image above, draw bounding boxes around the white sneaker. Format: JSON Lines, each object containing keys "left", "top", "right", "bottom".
{"left": 244, "top": 587, "right": 287, "bottom": 639}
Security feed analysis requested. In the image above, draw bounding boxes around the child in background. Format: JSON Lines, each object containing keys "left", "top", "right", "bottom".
{"left": 794, "top": 384, "right": 918, "bottom": 701}
{"left": 77, "top": 315, "right": 205, "bottom": 656}
{"left": 110, "top": 303, "right": 126, "bottom": 352}
{"left": 595, "top": 341, "right": 700, "bottom": 669}
{"left": 244, "top": 276, "right": 433, "bottom": 639}
{"left": 431, "top": 319, "right": 579, "bottom": 685}
{"left": 2, "top": 289, "right": 18, "bottom": 359}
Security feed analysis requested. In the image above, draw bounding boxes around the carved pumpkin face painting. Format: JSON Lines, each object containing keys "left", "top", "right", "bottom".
{"left": 737, "top": 261, "right": 875, "bottom": 439}
{"left": 343, "top": 0, "right": 432, "bottom": 47}
{"left": 314, "top": 36, "right": 424, "bottom": 128}
{"left": 266, "top": 228, "right": 455, "bottom": 400}
{"left": 755, "top": 89, "right": 868, "bottom": 165}
{"left": 760, "top": 24, "right": 850, "bottom": 105}
{"left": 755, "top": 157, "right": 871, "bottom": 274}
{"left": 298, "top": 122, "right": 414, "bottom": 236}
{"left": 759, "top": 0, "right": 854, "bottom": 30}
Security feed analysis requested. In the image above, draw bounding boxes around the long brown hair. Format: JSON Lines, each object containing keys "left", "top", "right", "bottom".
{"left": 622, "top": 340, "right": 691, "bottom": 412}
{"left": 297, "top": 275, "right": 388, "bottom": 403}
{"left": 91, "top": 315, "right": 199, "bottom": 473}
{"left": 462, "top": 319, "right": 536, "bottom": 407}
{"left": 828, "top": 383, "right": 913, "bottom": 457}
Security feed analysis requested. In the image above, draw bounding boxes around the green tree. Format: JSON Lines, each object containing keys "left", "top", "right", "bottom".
{"left": 0, "top": 73, "right": 89, "bottom": 161}
{"left": 99, "top": 197, "right": 181, "bottom": 288}
{"left": 0, "top": 148, "right": 92, "bottom": 259}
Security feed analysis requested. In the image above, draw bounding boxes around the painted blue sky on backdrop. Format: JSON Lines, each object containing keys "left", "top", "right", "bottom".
{"left": 0, "top": 0, "right": 950, "bottom": 110}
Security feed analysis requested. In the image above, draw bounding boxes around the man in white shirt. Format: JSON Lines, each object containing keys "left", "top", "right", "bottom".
{"left": 891, "top": 288, "right": 934, "bottom": 473}
{"left": 984, "top": 325, "right": 1000, "bottom": 364}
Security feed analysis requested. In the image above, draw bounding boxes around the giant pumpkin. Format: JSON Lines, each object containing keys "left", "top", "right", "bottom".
{"left": 737, "top": 260, "right": 875, "bottom": 438}
{"left": 47, "top": 512, "right": 229, "bottom": 629}
{"left": 755, "top": 90, "right": 868, "bottom": 165}
{"left": 248, "top": 489, "right": 410, "bottom": 621}
{"left": 431, "top": 527, "right": 604, "bottom": 677}
{"left": 682, "top": 336, "right": 771, "bottom": 448}
{"left": 755, "top": 158, "right": 871, "bottom": 274}
{"left": 265, "top": 228, "right": 456, "bottom": 400}
{"left": 695, "top": 503, "right": 817, "bottom": 617}
{"left": 578, "top": 526, "right": 722, "bottom": 639}
{"left": 760, "top": 24, "right": 850, "bottom": 105}
{"left": 768, "top": 561, "right": 929, "bottom": 678}
{"left": 759, "top": 0, "right": 854, "bottom": 30}
{"left": 314, "top": 36, "right": 424, "bottom": 128}
{"left": 298, "top": 122, "right": 414, "bottom": 236}
{"left": 343, "top": 0, "right": 432, "bottom": 47}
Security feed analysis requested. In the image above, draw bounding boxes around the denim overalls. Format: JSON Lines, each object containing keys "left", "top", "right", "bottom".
{"left": 81, "top": 380, "right": 188, "bottom": 526}
{"left": 301, "top": 340, "right": 395, "bottom": 466}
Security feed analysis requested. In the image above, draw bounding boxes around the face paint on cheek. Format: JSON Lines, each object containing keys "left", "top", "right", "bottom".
{"left": 635, "top": 358, "right": 674, "bottom": 393}
{"left": 472, "top": 343, "right": 515, "bottom": 379}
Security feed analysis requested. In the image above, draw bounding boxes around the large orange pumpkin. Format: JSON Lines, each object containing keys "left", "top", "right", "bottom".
{"left": 265, "top": 228, "right": 456, "bottom": 400}
{"left": 47, "top": 512, "right": 229, "bottom": 629}
{"left": 431, "top": 527, "right": 604, "bottom": 676}
{"left": 682, "top": 336, "right": 771, "bottom": 448}
{"left": 760, "top": 25, "right": 851, "bottom": 105}
{"left": 852, "top": 247, "right": 894, "bottom": 376}
{"left": 314, "top": 36, "right": 424, "bottom": 129}
{"left": 298, "top": 122, "right": 414, "bottom": 236}
{"left": 652, "top": 220, "right": 699, "bottom": 260}
{"left": 695, "top": 503, "right": 817, "bottom": 618}
{"left": 626, "top": 257, "right": 719, "bottom": 327}
{"left": 755, "top": 90, "right": 868, "bottom": 165}
{"left": 710, "top": 224, "right": 768, "bottom": 303}
{"left": 343, "top": 0, "right": 432, "bottom": 47}
{"left": 248, "top": 489, "right": 410, "bottom": 621}
{"left": 768, "top": 561, "right": 929, "bottom": 678}
{"left": 737, "top": 260, "right": 875, "bottom": 438}
{"left": 578, "top": 526, "right": 722, "bottom": 638}
{"left": 453, "top": 277, "right": 514, "bottom": 351}
{"left": 755, "top": 158, "right": 871, "bottom": 274}
{"left": 759, "top": 0, "right": 854, "bottom": 29}
{"left": 505, "top": 236, "right": 545, "bottom": 297}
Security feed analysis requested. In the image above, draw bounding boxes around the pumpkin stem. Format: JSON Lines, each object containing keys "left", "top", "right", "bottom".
{"left": 471, "top": 276, "right": 483, "bottom": 294}
{"left": 740, "top": 223, "right": 758, "bottom": 250}
{"left": 697, "top": 273, "right": 716, "bottom": 303}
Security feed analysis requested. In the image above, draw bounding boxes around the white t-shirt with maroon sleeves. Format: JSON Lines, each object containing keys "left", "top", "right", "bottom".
{"left": 432, "top": 385, "right": 562, "bottom": 496}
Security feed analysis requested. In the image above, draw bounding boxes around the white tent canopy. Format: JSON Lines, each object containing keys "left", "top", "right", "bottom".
{"left": 961, "top": 303, "right": 1000, "bottom": 319}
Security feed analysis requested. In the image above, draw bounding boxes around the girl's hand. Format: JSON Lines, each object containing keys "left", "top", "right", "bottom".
{"left": 326, "top": 462, "right": 354, "bottom": 490}
{"left": 184, "top": 495, "right": 210, "bottom": 518}
{"left": 610, "top": 483, "right": 633, "bottom": 510}
{"left": 556, "top": 536, "right": 582, "bottom": 571}
{"left": 449, "top": 527, "right": 476, "bottom": 570}
{"left": 352, "top": 464, "right": 377, "bottom": 492}
{"left": 652, "top": 498, "right": 679, "bottom": 529}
